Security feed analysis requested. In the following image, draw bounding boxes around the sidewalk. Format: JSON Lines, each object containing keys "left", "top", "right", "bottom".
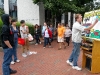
{"left": 0, "top": 41, "right": 99, "bottom": 75}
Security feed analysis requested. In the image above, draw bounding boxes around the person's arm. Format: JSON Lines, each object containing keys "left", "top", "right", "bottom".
{"left": 2, "top": 27, "right": 13, "bottom": 48}
{"left": 26, "top": 26, "right": 29, "bottom": 34}
{"left": 84, "top": 19, "right": 98, "bottom": 31}
{"left": 4, "top": 41, "right": 12, "bottom": 48}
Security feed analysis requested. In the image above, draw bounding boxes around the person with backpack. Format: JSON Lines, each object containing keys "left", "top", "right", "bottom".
{"left": 10, "top": 19, "right": 20, "bottom": 65}
{"left": 43, "top": 26, "right": 52, "bottom": 48}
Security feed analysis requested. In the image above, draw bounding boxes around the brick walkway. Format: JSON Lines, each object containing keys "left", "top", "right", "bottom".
{"left": 0, "top": 41, "right": 100, "bottom": 75}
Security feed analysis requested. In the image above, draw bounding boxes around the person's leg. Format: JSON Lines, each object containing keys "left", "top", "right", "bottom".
{"left": 58, "top": 42, "right": 61, "bottom": 49}
{"left": 2, "top": 48, "right": 13, "bottom": 75}
{"left": 43, "top": 37, "right": 46, "bottom": 47}
{"left": 58, "top": 37, "right": 62, "bottom": 49}
{"left": 73, "top": 43, "right": 81, "bottom": 66}
{"left": 62, "top": 37, "right": 66, "bottom": 49}
{"left": 22, "top": 45, "right": 25, "bottom": 53}
{"left": 66, "top": 37, "right": 69, "bottom": 46}
{"left": 37, "top": 35, "right": 40, "bottom": 44}
{"left": 67, "top": 37, "right": 70, "bottom": 46}
{"left": 22, "top": 38, "right": 27, "bottom": 57}
{"left": 13, "top": 40, "right": 18, "bottom": 61}
{"left": 48, "top": 38, "right": 51, "bottom": 46}
{"left": 68, "top": 42, "right": 76, "bottom": 62}
{"left": 26, "top": 38, "right": 29, "bottom": 50}
{"left": 35, "top": 35, "right": 39, "bottom": 44}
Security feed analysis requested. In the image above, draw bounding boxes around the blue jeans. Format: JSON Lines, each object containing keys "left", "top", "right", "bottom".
{"left": 44, "top": 37, "right": 51, "bottom": 47}
{"left": 68, "top": 42, "right": 81, "bottom": 66}
{"left": 2, "top": 48, "right": 13, "bottom": 75}
{"left": 35, "top": 35, "right": 40, "bottom": 44}
{"left": 12, "top": 39, "right": 18, "bottom": 61}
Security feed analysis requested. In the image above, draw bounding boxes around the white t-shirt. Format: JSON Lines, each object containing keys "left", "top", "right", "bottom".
{"left": 20, "top": 26, "right": 28, "bottom": 39}
{"left": 44, "top": 30, "right": 49, "bottom": 38}
{"left": 65, "top": 29, "right": 72, "bottom": 37}
{"left": 72, "top": 22, "right": 85, "bottom": 43}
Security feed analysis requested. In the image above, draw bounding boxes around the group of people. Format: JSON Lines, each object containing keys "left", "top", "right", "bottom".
{"left": 1, "top": 13, "right": 98, "bottom": 75}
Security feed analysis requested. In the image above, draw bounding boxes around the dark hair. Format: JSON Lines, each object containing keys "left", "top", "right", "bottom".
{"left": 58, "top": 23, "right": 61, "bottom": 25}
{"left": 11, "top": 19, "right": 17, "bottom": 25}
{"left": 20, "top": 20, "right": 25, "bottom": 24}
{"left": 11, "top": 19, "right": 16, "bottom": 23}
{"left": 35, "top": 24, "right": 39, "bottom": 28}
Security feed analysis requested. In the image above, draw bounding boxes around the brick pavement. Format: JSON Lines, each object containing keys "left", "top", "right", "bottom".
{"left": 0, "top": 41, "right": 100, "bottom": 75}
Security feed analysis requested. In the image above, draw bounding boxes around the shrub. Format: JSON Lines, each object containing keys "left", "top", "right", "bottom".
{"left": 0, "top": 8, "right": 4, "bottom": 17}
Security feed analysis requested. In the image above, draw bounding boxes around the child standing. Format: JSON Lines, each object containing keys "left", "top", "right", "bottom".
{"left": 20, "top": 20, "right": 32, "bottom": 57}
{"left": 65, "top": 26, "right": 72, "bottom": 46}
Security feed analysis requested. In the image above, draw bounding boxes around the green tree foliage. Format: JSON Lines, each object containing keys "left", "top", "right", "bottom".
{"left": 0, "top": 8, "right": 4, "bottom": 17}
{"left": 33, "top": 0, "right": 93, "bottom": 15}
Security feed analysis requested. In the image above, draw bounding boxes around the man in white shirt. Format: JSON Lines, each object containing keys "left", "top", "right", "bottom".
{"left": 66, "top": 14, "right": 98, "bottom": 71}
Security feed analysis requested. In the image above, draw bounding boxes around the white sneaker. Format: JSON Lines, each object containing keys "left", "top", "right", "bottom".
{"left": 49, "top": 46, "right": 51, "bottom": 48}
{"left": 43, "top": 47, "right": 45, "bottom": 49}
{"left": 27, "top": 51, "right": 33, "bottom": 55}
{"left": 72, "top": 66, "right": 82, "bottom": 71}
{"left": 66, "top": 60, "right": 73, "bottom": 66}
{"left": 16, "top": 60, "right": 20, "bottom": 63}
{"left": 31, "top": 51, "right": 37, "bottom": 54}
{"left": 11, "top": 61, "right": 15, "bottom": 65}
{"left": 35, "top": 43, "right": 38, "bottom": 45}
{"left": 39, "top": 42, "right": 41, "bottom": 44}
{"left": 22, "top": 53, "right": 27, "bottom": 57}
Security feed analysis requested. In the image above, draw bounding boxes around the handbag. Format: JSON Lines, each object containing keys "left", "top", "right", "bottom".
{"left": 28, "top": 33, "right": 33, "bottom": 41}
{"left": 18, "top": 38, "right": 25, "bottom": 45}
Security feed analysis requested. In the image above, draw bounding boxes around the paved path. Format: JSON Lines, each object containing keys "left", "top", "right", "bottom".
{"left": 0, "top": 41, "right": 100, "bottom": 75}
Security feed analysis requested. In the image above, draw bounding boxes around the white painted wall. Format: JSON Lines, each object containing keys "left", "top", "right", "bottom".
{"left": 4, "top": 0, "right": 9, "bottom": 14}
{"left": 17, "top": 0, "right": 40, "bottom": 25}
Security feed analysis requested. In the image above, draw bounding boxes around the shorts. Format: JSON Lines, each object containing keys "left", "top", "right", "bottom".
{"left": 21, "top": 34, "right": 28, "bottom": 39}
{"left": 58, "top": 37, "right": 64, "bottom": 42}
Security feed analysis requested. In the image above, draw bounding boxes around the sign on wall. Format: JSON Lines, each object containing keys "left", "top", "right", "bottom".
{"left": 83, "top": 9, "right": 100, "bottom": 39}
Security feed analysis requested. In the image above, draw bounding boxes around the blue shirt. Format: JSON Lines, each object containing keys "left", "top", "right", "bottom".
{"left": 11, "top": 26, "right": 18, "bottom": 40}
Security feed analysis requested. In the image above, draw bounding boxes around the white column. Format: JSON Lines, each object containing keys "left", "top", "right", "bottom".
{"left": 68, "top": 12, "right": 71, "bottom": 27}
{"left": 61, "top": 13, "right": 65, "bottom": 23}
{"left": 4, "top": 0, "right": 9, "bottom": 14}
{"left": 73, "top": 13, "right": 75, "bottom": 24}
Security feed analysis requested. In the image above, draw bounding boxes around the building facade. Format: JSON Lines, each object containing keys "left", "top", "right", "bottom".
{"left": 4, "top": 0, "right": 45, "bottom": 25}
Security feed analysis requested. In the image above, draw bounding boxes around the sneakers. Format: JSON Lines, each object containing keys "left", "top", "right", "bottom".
{"left": 39, "top": 42, "right": 41, "bottom": 44}
{"left": 11, "top": 61, "right": 15, "bottom": 65}
{"left": 72, "top": 66, "right": 82, "bottom": 71}
{"left": 66, "top": 60, "right": 73, "bottom": 66}
{"left": 27, "top": 51, "right": 33, "bottom": 55}
{"left": 49, "top": 46, "right": 52, "bottom": 48}
{"left": 22, "top": 53, "right": 27, "bottom": 57}
{"left": 11, "top": 60, "right": 20, "bottom": 65}
{"left": 35, "top": 43, "right": 38, "bottom": 45}
{"left": 16, "top": 60, "right": 20, "bottom": 63}
{"left": 10, "top": 70, "right": 17, "bottom": 74}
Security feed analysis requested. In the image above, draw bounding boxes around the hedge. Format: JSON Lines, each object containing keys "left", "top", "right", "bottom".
{"left": 0, "top": 19, "right": 35, "bottom": 46}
